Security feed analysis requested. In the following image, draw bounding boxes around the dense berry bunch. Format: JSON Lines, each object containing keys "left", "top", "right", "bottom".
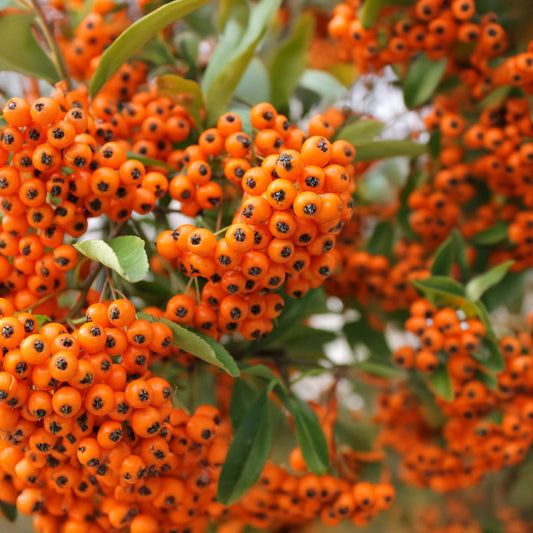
{"left": 157, "top": 104, "right": 356, "bottom": 340}
{"left": 328, "top": 0, "right": 508, "bottom": 92}
{"left": 392, "top": 298, "right": 487, "bottom": 374}
{"left": 0, "top": 300, "right": 393, "bottom": 532}
{"left": 328, "top": 239, "right": 430, "bottom": 312}
{"left": 380, "top": 301, "right": 533, "bottom": 492}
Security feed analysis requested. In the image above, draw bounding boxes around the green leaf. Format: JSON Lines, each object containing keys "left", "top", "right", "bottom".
{"left": 137, "top": 35, "right": 176, "bottom": 65}
{"left": 366, "top": 220, "right": 394, "bottom": 257}
{"left": 480, "top": 85, "right": 512, "bottom": 108}
{"left": 217, "top": 390, "right": 272, "bottom": 505}
{"left": 431, "top": 233, "right": 455, "bottom": 276}
{"left": 451, "top": 229, "right": 469, "bottom": 278}
{"left": 286, "top": 327, "right": 336, "bottom": 358}
{"left": 428, "top": 363, "right": 454, "bottom": 401}
{"left": 0, "top": 501, "right": 16, "bottom": 522}
{"left": 230, "top": 379, "right": 260, "bottom": 430}
{"left": 184, "top": 1, "right": 215, "bottom": 36}
{"left": 482, "top": 271, "right": 525, "bottom": 313}
{"left": 475, "top": 369, "right": 498, "bottom": 391}
{"left": 428, "top": 129, "right": 442, "bottom": 159}
{"left": 74, "top": 236, "right": 148, "bottom": 283}
{"left": 412, "top": 277, "right": 478, "bottom": 316}
{"left": 252, "top": 288, "right": 327, "bottom": 351}
{"left": 241, "top": 363, "right": 279, "bottom": 381}
{"left": 202, "top": 0, "right": 282, "bottom": 124}
{"left": 286, "top": 397, "right": 329, "bottom": 475}
{"left": 269, "top": 13, "right": 314, "bottom": 110}
{"left": 474, "top": 301, "right": 497, "bottom": 340}
{"left": 397, "top": 169, "right": 424, "bottom": 238}
{"left": 234, "top": 57, "right": 271, "bottom": 107}
{"left": 343, "top": 316, "right": 392, "bottom": 364}
{"left": 126, "top": 151, "right": 175, "bottom": 172}
{"left": 0, "top": 14, "right": 60, "bottom": 84}
{"left": 89, "top": 0, "right": 209, "bottom": 97}
{"left": 472, "top": 337, "right": 505, "bottom": 372}
{"left": 411, "top": 276, "right": 465, "bottom": 298}
{"left": 465, "top": 260, "right": 514, "bottom": 301}
{"left": 335, "top": 119, "right": 385, "bottom": 145}
{"left": 156, "top": 74, "right": 205, "bottom": 129}
{"left": 359, "top": 0, "right": 413, "bottom": 29}
{"left": 298, "top": 69, "right": 347, "bottom": 108}
{"left": 470, "top": 221, "right": 508, "bottom": 246}
{"left": 354, "top": 361, "right": 403, "bottom": 378}
{"left": 403, "top": 54, "right": 448, "bottom": 108}
{"left": 141, "top": 314, "right": 239, "bottom": 377}
{"left": 34, "top": 315, "right": 51, "bottom": 328}
{"left": 354, "top": 140, "right": 428, "bottom": 161}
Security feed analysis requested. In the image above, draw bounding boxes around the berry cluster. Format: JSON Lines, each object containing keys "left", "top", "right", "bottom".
{"left": 380, "top": 301, "right": 533, "bottom": 492}
{"left": 392, "top": 298, "right": 486, "bottom": 374}
{"left": 157, "top": 104, "right": 356, "bottom": 340}
{"left": 328, "top": 0, "right": 508, "bottom": 92}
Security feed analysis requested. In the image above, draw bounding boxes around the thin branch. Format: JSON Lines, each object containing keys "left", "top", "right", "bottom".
{"left": 28, "top": 0, "right": 72, "bottom": 90}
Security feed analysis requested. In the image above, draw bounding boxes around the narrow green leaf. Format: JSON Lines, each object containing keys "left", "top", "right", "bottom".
{"left": 287, "top": 397, "right": 329, "bottom": 474}
{"left": 465, "top": 260, "right": 515, "bottom": 302}
{"left": 483, "top": 272, "right": 525, "bottom": 313}
{"left": 252, "top": 288, "right": 327, "bottom": 351}
{"left": 217, "top": 390, "right": 272, "bottom": 505}
{"left": 217, "top": 0, "right": 247, "bottom": 32}
{"left": 241, "top": 364, "right": 280, "bottom": 382}
{"left": 0, "top": 14, "right": 60, "bottom": 84}
{"left": 269, "top": 13, "right": 314, "bottom": 110}
{"left": 343, "top": 316, "right": 392, "bottom": 364}
{"left": 230, "top": 379, "right": 260, "bottom": 430}
{"left": 298, "top": 69, "right": 347, "bottom": 108}
{"left": 474, "top": 301, "right": 497, "bottom": 340}
{"left": 74, "top": 236, "right": 148, "bottom": 283}
{"left": 126, "top": 151, "right": 175, "bottom": 171}
{"left": 156, "top": 74, "right": 205, "bottom": 129}
{"left": 358, "top": 0, "right": 387, "bottom": 29}
{"left": 354, "top": 361, "right": 403, "bottom": 378}
{"left": 431, "top": 233, "right": 455, "bottom": 276}
{"left": 183, "top": 2, "right": 215, "bottom": 36}
{"left": 412, "top": 277, "right": 478, "bottom": 316}
{"left": 475, "top": 369, "right": 498, "bottom": 391}
{"left": 139, "top": 312, "right": 239, "bottom": 376}
{"left": 206, "top": 0, "right": 249, "bottom": 88}
{"left": 148, "top": 315, "right": 239, "bottom": 376}
{"left": 403, "top": 54, "right": 447, "bottom": 108}
{"left": 34, "top": 315, "right": 51, "bottom": 328}
{"left": 472, "top": 337, "right": 505, "bottom": 372}
{"left": 480, "top": 85, "right": 512, "bottom": 109}
{"left": 451, "top": 229, "right": 469, "bottom": 278}
{"left": 336, "top": 119, "right": 385, "bottom": 145}
{"left": 428, "top": 363, "right": 454, "bottom": 401}
{"left": 470, "top": 221, "right": 508, "bottom": 246}
{"left": 89, "top": 0, "right": 209, "bottom": 97}
{"left": 428, "top": 129, "right": 442, "bottom": 159}
{"left": 203, "top": 0, "right": 282, "bottom": 124}
{"left": 137, "top": 35, "right": 176, "bottom": 65}
{"left": 234, "top": 57, "right": 271, "bottom": 107}
{"left": 0, "top": 501, "right": 17, "bottom": 522}
{"left": 486, "top": 410, "right": 503, "bottom": 425}
{"left": 366, "top": 220, "right": 394, "bottom": 257}
{"left": 411, "top": 276, "right": 465, "bottom": 298}
{"left": 278, "top": 326, "right": 336, "bottom": 360}
{"left": 358, "top": 0, "right": 413, "bottom": 29}
{"left": 354, "top": 140, "right": 428, "bottom": 161}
